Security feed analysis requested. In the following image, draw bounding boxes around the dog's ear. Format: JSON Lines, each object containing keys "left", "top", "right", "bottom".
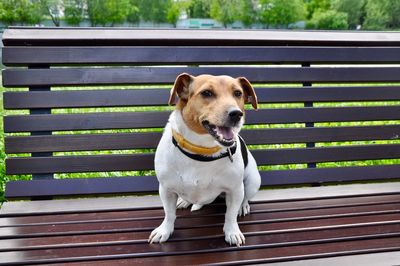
{"left": 168, "top": 73, "right": 193, "bottom": 105}
{"left": 237, "top": 77, "right": 258, "bottom": 109}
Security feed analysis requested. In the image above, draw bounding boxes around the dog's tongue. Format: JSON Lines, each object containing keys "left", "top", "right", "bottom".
{"left": 217, "top": 126, "right": 234, "bottom": 140}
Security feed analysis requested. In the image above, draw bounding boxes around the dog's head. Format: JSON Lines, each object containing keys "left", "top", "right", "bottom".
{"left": 169, "top": 73, "right": 258, "bottom": 147}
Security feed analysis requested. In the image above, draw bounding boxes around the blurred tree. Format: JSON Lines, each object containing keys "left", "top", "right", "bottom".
{"left": 307, "top": 9, "right": 348, "bottom": 29}
{"left": 363, "top": 0, "right": 389, "bottom": 30}
{"left": 64, "top": 0, "right": 85, "bottom": 26}
{"left": 137, "top": 0, "right": 171, "bottom": 24}
{"left": 87, "top": 0, "right": 130, "bottom": 26}
{"left": 332, "top": 0, "right": 366, "bottom": 29}
{"left": 187, "top": 0, "right": 211, "bottom": 18}
{"left": 0, "top": 0, "right": 42, "bottom": 25}
{"left": 238, "top": 0, "right": 257, "bottom": 27}
{"left": 259, "top": 0, "right": 305, "bottom": 28}
{"left": 210, "top": 0, "right": 240, "bottom": 28}
{"left": 39, "top": 0, "right": 63, "bottom": 26}
{"left": 386, "top": 0, "right": 400, "bottom": 29}
{"left": 127, "top": 0, "right": 140, "bottom": 25}
{"left": 167, "top": 2, "right": 184, "bottom": 28}
{"left": 304, "top": 0, "right": 330, "bottom": 19}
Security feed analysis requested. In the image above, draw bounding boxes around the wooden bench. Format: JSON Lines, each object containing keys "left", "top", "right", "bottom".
{"left": 1, "top": 27, "right": 400, "bottom": 265}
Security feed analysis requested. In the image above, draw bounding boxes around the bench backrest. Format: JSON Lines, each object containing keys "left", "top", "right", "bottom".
{"left": 2, "top": 28, "right": 400, "bottom": 199}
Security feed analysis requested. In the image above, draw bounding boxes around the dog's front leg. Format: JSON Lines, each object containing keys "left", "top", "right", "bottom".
{"left": 223, "top": 185, "right": 245, "bottom": 246}
{"left": 148, "top": 185, "right": 178, "bottom": 243}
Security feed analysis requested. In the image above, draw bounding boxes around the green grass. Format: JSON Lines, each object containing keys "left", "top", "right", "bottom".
{"left": 1, "top": 79, "right": 400, "bottom": 204}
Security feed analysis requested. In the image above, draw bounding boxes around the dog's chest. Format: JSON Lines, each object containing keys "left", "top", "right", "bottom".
{"left": 169, "top": 156, "right": 243, "bottom": 204}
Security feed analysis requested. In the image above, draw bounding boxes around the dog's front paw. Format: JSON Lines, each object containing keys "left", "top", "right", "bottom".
{"left": 148, "top": 223, "right": 174, "bottom": 244}
{"left": 223, "top": 223, "right": 245, "bottom": 247}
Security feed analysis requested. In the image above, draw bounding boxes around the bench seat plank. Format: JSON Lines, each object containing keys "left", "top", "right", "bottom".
{"left": 0, "top": 192, "right": 399, "bottom": 265}
{"left": 4, "top": 67, "right": 400, "bottom": 87}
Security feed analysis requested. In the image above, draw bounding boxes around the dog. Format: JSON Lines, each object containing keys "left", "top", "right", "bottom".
{"left": 148, "top": 73, "right": 261, "bottom": 246}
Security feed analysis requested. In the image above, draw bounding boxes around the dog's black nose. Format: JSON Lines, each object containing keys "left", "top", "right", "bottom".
{"left": 228, "top": 109, "right": 243, "bottom": 123}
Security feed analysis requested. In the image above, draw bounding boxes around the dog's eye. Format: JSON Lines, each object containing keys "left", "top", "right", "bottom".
{"left": 201, "top": 90, "right": 214, "bottom": 98}
{"left": 234, "top": 90, "right": 243, "bottom": 98}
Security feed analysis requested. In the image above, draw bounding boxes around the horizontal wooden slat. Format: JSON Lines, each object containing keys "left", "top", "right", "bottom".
{"left": 5, "top": 144, "right": 400, "bottom": 174}
{"left": 252, "top": 144, "right": 400, "bottom": 165}
{"left": 4, "top": 28, "right": 400, "bottom": 46}
{"left": 4, "top": 165, "right": 400, "bottom": 198}
{"left": 261, "top": 164, "right": 400, "bottom": 186}
{"left": 3, "top": 89, "right": 170, "bottom": 109}
{"left": 3, "top": 67, "right": 400, "bottom": 87}
{"left": 5, "top": 106, "right": 400, "bottom": 133}
{"left": 4, "top": 86, "right": 400, "bottom": 109}
{"left": 4, "top": 47, "right": 400, "bottom": 66}
{"left": 5, "top": 125, "right": 400, "bottom": 153}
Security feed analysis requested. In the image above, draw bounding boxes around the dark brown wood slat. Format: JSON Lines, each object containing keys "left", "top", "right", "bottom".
{"left": 3, "top": 89, "right": 171, "bottom": 109}
{"left": 261, "top": 165, "right": 400, "bottom": 186}
{"left": 4, "top": 86, "right": 400, "bottom": 109}
{"left": 5, "top": 154, "right": 155, "bottom": 175}
{"left": 2, "top": 194, "right": 397, "bottom": 225}
{"left": 4, "top": 47, "right": 400, "bottom": 66}
{"left": 3, "top": 67, "right": 400, "bottom": 87}
{"left": 252, "top": 144, "right": 400, "bottom": 165}
{"left": 4, "top": 176, "right": 159, "bottom": 198}
{"left": 5, "top": 144, "right": 400, "bottom": 175}
{"left": 1, "top": 202, "right": 398, "bottom": 238}
{"left": 0, "top": 226, "right": 399, "bottom": 265}
{"left": 0, "top": 222, "right": 400, "bottom": 252}
{"left": 4, "top": 28, "right": 400, "bottom": 46}
{"left": 6, "top": 125, "right": 400, "bottom": 153}
{"left": 5, "top": 106, "right": 400, "bottom": 133}
{"left": 47, "top": 237, "right": 400, "bottom": 265}
{"left": 4, "top": 165, "right": 400, "bottom": 199}
{"left": 1, "top": 221, "right": 399, "bottom": 253}
{"left": 5, "top": 132, "right": 162, "bottom": 153}
{"left": 4, "top": 112, "right": 171, "bottom": 133}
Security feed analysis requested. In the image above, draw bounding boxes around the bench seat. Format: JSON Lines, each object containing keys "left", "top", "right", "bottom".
{"left": 1, "top": 183, "right": 400, "bottom": 265}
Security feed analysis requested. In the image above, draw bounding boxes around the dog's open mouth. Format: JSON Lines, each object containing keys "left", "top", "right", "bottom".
{"left": 202, "top": 121, "right": 236, "bottom": 147}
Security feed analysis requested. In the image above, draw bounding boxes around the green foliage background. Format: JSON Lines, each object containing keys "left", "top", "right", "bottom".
{"left": 1, "top": 0, "right": 400, "bottom": 30}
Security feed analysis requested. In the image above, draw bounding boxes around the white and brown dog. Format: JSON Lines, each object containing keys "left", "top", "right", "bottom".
{"left": 149, "top": 73, "right": 261, "bottom": 246}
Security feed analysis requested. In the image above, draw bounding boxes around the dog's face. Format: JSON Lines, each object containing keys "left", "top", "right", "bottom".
{"left": 169, "top": 73, "right": 258, "bottom": 147}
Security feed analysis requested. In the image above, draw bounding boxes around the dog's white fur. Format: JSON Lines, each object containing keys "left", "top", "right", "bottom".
{"left": 149, "top": 76, "right": 261, "bottom": 246}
